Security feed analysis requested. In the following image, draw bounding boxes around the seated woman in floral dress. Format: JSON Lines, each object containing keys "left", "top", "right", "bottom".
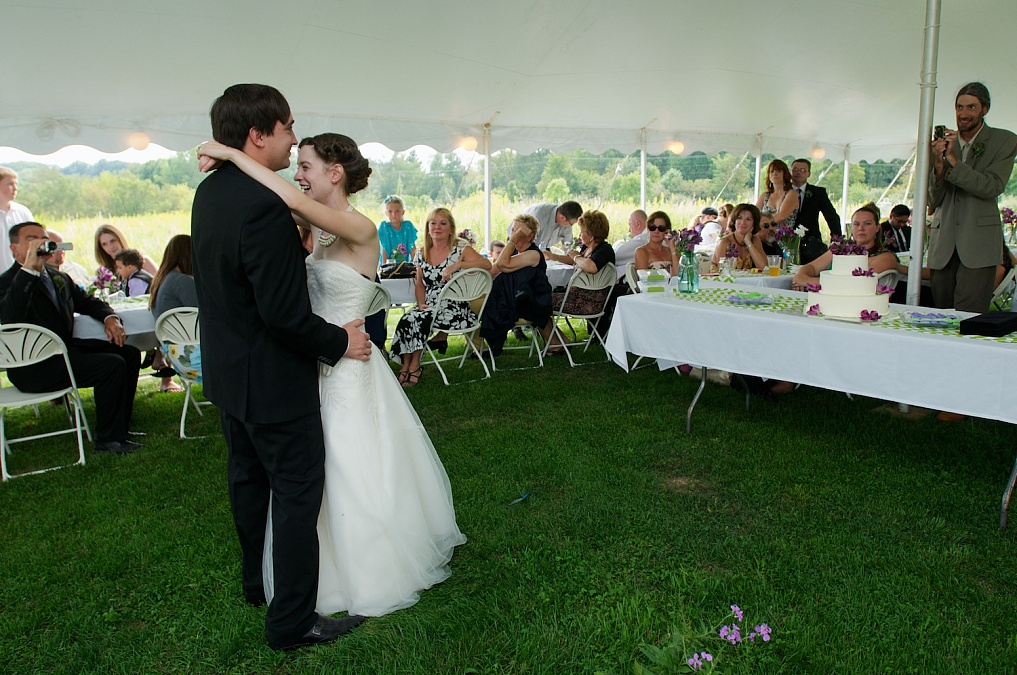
{"left": 389, "top": 207, "right": 491, "bottom": 386}
{"left": 479, "top": 214, "right": 552, "bottom": 357}
{"left": 539, "top": 209, "right": 615, "bottom": 353}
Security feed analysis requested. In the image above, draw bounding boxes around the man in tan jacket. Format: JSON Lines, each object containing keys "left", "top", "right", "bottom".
{"left": 928, "top": 82, "right": 1017, "bottom": 312}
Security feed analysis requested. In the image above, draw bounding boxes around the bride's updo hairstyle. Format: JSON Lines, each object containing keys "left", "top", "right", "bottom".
{"left": 298, "top": 133, "right": 372, "bottom": 195}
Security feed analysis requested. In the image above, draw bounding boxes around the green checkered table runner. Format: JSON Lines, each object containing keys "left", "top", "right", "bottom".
{"left": 663, "top": 286, "right": 1017, "bottom": 344}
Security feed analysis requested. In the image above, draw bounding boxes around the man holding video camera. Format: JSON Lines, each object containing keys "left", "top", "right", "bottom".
{"left": 0, "top": 221, "right": 142, "bottom": 454}
{"left": 928, "top": 82, "right": 1017, "bottom": 313}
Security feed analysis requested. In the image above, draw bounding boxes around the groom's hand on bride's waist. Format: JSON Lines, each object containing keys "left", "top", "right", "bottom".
{"left": 341, "top": 319, "right": 372, "bottom": 361}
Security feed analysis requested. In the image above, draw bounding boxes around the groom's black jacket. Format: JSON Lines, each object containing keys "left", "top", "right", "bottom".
{"left": 191, "top": 161, "right": 346, "bottom": 423}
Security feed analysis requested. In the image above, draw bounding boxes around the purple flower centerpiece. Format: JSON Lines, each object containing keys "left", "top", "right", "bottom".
{"left": 1003, "top": 207, "right": 1017, "bottom": 245}
{"left": 829, "top": 235, "right": 870, "bottom": 256}
{"left": 724, "top": 243, "right": 739, "bottom": 259}
{"left": 860, "top": 309, "right": 881, "bottom": 321}
{"left": 88, "top": 266, "right": 121, "bottom": 301}
{"left": 851, "top": 267, "right": 875, "bottom": 277}
{"left": 457, "top": 229, "right": 478, "bottom": 247}
{"left": 669, "top": 228, "right": 702, "bottom": 293}
{"left": 394, "top": 243, "right": 408, "bottom": 263}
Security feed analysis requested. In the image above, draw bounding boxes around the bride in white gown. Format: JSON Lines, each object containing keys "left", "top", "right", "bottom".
{"left": 198, "top": 134, "right": 465, "bottom": 617}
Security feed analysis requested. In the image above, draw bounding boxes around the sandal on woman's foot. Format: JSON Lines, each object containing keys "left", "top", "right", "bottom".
{"left": 401, "top": 367, "right": 422, "bottom": 388}
{"left": 397, "top": 371, "right": 410, "bottom": 384}
{"left": 160, "top": 381, "right": 184, "bottom": 393}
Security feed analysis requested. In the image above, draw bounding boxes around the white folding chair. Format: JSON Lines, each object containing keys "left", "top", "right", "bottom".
{"left": 543, "top": 262, "right": 617, "bottom": 367}
{"left": 423, "top": 268, "right": 494, "bottom": 385}
{"left": 625, "top": 262, "right": 640, "bottom": 295}
{"left": 876, "top": 269, "right": 900, "bottom": 291}
{"left": 991, "top": 267, "right": 1016, "bottom": 311}
{"left": 0, "top": 324, "right": 90, "bottom": 481}
{"left": 491, "top": 317, "right": 546, "bottom": 372}
{"left": 154, "top": 307, "right": 211, "bottom": 439}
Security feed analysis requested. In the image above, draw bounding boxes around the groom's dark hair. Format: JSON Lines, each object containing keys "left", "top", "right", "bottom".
{"left": 210, "top": 84, "right": 291, "bottom": 150}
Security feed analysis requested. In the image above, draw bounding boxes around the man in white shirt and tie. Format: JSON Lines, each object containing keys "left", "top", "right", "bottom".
{"left": 879, "top": 205, "right": 912, "bottom": 254}
{"left": 790, "top": 158, "right": 841, "bottom": 264}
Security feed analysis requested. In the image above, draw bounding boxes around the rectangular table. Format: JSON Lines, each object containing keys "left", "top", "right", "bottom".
{"left": 73, "top": 303, "right": 158, "bottom": 350}
{"left": 604, "top": 280, "right": 1017, "bottom": 528}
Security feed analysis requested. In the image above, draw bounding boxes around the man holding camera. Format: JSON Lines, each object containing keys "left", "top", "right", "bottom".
{"left": 929, "top": 82, "right": 1017, "bottom": 313}
{"left": 0, "top": 222, "right": 142, "bottom": 454}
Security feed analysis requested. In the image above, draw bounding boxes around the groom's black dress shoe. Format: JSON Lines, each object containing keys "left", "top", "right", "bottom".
{"left": 272, "top": 613, "right": 367, "bottom": 651}
{"left": 93, "top": 441, "right": 140, "bottom": 455}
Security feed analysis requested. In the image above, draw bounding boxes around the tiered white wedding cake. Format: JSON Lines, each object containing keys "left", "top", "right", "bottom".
{"left": 803, "top": 253, "right": 889, "bottom": 319}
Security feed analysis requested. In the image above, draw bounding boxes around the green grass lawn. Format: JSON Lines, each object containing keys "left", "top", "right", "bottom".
{"left": 0, "top": 343, "right": 1015, "bottom": 674}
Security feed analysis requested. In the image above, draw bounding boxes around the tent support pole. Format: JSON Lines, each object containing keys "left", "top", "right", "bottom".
{"left": 483, "top": 124, "right": 491, "bottom": 251}
{"left": 639, "top": 129, "right": 647, "bottom": 211}
{"left": 753, "top": 135, "right": 762, "bottom": 202}
{"left": 841, "top": 147, "right": 850, "bottom": 220}
{"left": 907, "top": 0, "right": 942, "bottom": 307}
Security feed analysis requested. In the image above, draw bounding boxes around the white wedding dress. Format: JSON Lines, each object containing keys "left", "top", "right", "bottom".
{"left": 264, "top": 258, "right": 466, "bottom": 617}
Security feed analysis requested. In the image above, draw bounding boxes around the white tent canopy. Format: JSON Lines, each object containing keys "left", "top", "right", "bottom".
{"left": 3, "top": 0, "right": 1014, "bottom": 162}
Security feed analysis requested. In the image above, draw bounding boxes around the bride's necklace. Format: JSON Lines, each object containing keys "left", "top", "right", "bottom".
{"left": 318, "top": 204, "right": 354, "bottom": 248}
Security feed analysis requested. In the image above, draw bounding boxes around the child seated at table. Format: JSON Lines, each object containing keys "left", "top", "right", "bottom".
{"left": 114, "top": 248, "right": 152, "bottom": 297}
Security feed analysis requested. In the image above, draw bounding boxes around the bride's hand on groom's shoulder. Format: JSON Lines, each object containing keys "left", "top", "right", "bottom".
{"left": 196, "top": 140, "right": 231, "bottom": 173}
{"left": 341, "top": 319, "right": 372, "bottom": 362}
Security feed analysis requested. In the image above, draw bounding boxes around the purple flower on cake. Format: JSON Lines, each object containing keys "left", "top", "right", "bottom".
{"left": 805, "top": 283, "right": 822, "bottom": 292}
{"left": 829, "top": 236, "right": 870, "bottom": 256}
{"left": 876, "top": 284, "right": 895, "bottom": 295}
{"left": 860, "top": 309, "right": 881, "bottom": 321}
{"left": 807, "top": 304, "right": 821, "bottom": 315}
{"left": 851, "top": 267, "right": 875, "bottom": 277}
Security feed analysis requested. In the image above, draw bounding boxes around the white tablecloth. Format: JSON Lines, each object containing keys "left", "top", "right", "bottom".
{"left": 545, "top": 262, "right": 577, "bottom": 289}
{"left": 605, "top": 280, "right": 1017, "bottom": 425}
{"left": 381, "top": 278, "right": 416, "bottom": 305}
{"left": 73, "top": 305, "right": 158, "bottom": 350}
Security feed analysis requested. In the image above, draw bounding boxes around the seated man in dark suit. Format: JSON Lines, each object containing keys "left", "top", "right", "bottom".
{"left": 880, "top": 204, "right": 912, "bottom": 253}
{"left": 0, "top": 222, "right": 142, "bottom": 454}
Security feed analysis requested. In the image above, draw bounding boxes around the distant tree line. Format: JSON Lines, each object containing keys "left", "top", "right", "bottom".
{"left": 10, "top": 147, "right": 1016, "bottom": 219}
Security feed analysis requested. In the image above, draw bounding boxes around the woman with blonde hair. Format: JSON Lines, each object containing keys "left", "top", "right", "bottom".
{"left": 389, "top": 207, "right": 491, "bottom": 386}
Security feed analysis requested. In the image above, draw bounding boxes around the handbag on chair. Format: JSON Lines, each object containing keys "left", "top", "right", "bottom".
{"left": 380, "top": 261, "right": 416, "bottom": 279}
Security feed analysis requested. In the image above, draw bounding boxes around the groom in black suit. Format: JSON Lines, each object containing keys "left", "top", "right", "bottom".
{"left": 790, "top": 158, "right": 842, "bottom": 264}
{"left": 0, "top": 222, "right": 141, "bottom": 453}
{"left": 191, "top": 84, "right": 371, "bottom": 651}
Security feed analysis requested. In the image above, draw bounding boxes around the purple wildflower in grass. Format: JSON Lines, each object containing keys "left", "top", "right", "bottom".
{"left": 756, "top": 623, "right": 772, "bottom": 642}
{"left": 805, "top": 283, "right": 821, "bottom": 292}
{"left": 807, "top": 304, "right": 821, "bottom": 316}
{"left": 702, "top": 652, "right": 713, "bottom": 662}
{"left": 719, "top": 623, "right": 742, "bottom": 645}
{"left": 731, "top": 605, "right": 744, "bottom": 622}
{"left": 688, "top": 653, "right": 703, "bottom": 670}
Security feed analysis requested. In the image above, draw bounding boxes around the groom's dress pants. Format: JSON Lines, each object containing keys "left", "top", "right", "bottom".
{"left": 221, "top": 409, "right": 326, "bottom": 644}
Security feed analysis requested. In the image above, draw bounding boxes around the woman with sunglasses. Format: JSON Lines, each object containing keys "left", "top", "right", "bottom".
{"left": 633, "top": 211, "right": 678, "bottom": 272}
